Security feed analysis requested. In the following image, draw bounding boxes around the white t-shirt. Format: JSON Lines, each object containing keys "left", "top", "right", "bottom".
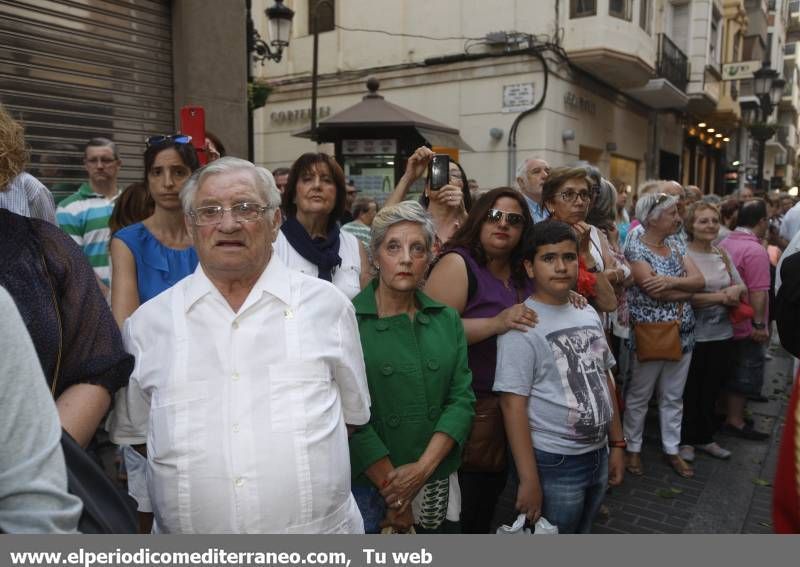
{"left": 493, "top": 299, "right": 616, "bottom": 455}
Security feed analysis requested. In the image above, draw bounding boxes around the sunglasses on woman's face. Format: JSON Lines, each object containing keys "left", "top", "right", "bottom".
{"left": 646, "top": 193, "right": 671, "bottom": 218}
{"left": 145, "top": 134, "right": 192, "bottom": 148}
{"left": 485, "top": 208, "right": 525, "bottom": 227}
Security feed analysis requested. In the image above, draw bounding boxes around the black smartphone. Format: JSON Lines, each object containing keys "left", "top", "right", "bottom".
{"left": 428, "top": 154, "right": 450, "bottom": 190}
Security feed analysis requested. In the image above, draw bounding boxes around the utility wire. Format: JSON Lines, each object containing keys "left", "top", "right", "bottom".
{"left": 334, "top": 24, "right": 482, "bottom": 41}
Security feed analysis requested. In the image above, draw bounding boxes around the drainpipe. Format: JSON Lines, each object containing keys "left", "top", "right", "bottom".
{"left": 507, "top": 49, "right": 550, "bottom": 186}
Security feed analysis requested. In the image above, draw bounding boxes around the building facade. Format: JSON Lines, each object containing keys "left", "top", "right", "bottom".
{"left": 254, "top": 0, "right": 774, "bottom": 196}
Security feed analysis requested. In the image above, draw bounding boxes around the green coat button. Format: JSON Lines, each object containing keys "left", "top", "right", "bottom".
{"left": 387, "top": 415, "right": 401, "bottom": 427}
{"left": 381, "top": 364, "right": 394, "bottom": 376}
{"left": 428, "top": 407, "right": 440, "bottom": 420}
{"left": 375, "top": 321, "right": 389, "bottom": 331}
{"left": 417, "top": 313, "right": 430, "bottom": 325}
{"left": 427, "top": 359, "right": 440, "bottom": 370}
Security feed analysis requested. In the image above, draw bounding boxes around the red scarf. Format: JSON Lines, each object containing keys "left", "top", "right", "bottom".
{"left": 773, "top": 366, "right": 800, "bottom": 533}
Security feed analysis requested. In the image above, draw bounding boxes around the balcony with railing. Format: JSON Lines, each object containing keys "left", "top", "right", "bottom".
{"left": 656, "top": 34, "right": 689, "bottom": 92}
{"left": 781, "top": 66, "right": 800, "bottom": 112}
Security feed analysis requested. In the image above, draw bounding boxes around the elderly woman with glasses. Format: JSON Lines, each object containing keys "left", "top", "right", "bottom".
{"left": 541, "top": 167, "right": 619, "bottom": 313}
{"left": 350, "top": 201, "right": 475, "bottom": 534}
{"left": 110, "top": 135, "right": 201, "bottom": 326}
{"left": 383, "top": 146, "right": 472, "bottom": 256}
{"left": 623, "top": 192, "right": 705, "bottom": 479}
{"left": 424, "top": 187, "right": 535, "bottom": 533}
{"left": 274, "top": 153, "right": 370, "bottom": 299}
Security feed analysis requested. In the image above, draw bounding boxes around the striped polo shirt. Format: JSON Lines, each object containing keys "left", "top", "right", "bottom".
{"left": 56, "top": 182, "right": 120, "bottom": 286}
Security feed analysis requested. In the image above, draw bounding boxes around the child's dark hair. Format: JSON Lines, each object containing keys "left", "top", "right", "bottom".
{"left": 521, "top": 220, "right": 578, "bottom": 261}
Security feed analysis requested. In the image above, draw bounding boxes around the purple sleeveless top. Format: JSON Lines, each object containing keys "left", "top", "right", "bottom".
{"left": 448, "top": 247, "right": 534, "bottom": 398}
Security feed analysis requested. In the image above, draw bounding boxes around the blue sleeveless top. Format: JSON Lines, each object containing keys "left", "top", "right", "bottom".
{"left": 113, "top": 222, "right": 198, "bottom": 304}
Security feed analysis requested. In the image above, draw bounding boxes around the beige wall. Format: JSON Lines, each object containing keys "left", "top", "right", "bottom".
{"left": 172, "top": 0, "right": 248, "bottom": 158}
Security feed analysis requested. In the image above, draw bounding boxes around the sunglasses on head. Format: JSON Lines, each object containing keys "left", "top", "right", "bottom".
{"left": 646, "top": 193, "right": 671, "bottom": 218}
{"left": 145, "top": 134, "right": 192, "bottom": 148}
{"left": 485, "top": 208, "right": 525, "bottom": 227}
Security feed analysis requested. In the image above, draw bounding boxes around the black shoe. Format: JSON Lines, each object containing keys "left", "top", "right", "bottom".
{"left": 747, "top": 394, "right": 769, "bottom": 403}
{"left": 720, "top": 423, "right": 769, "bottom": 441}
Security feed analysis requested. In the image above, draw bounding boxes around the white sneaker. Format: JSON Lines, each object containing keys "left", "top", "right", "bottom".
{"left": 678, "top": 445, "right": 695, "bottom": 462}
{"left": 697, "top": 442, "right": 731, "bottom": 460}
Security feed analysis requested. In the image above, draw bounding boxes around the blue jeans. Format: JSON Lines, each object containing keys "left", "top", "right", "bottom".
{"left": 534, "top": 447, "right": 608, "bottom": 534}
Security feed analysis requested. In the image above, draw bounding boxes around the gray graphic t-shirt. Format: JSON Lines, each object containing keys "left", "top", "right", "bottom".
{"left": 493, "top": 299, "right": 615, "bottom": 455}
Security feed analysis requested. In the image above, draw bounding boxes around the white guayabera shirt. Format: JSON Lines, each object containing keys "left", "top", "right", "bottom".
{"left": 109, "top": 255, "right": 371, "bottom": 533}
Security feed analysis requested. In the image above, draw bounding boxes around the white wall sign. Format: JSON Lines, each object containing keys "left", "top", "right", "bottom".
{"left": 502, "top": 83, "right": 535, "bottom": 113}
{"left": 721, "top": 61, "right": 762, "bottom": 81}
{"left": 342, "top": 139, "right": 397, "bottom": 155}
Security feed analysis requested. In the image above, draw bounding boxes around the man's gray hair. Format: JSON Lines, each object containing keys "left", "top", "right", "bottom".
{"left": 85, "top": 137, "right": 118, "bottom": 159}
{"left": 180, "top": 156, "right": 281, "bottom": 213}
{"left": 370, "top": 201, "right": 436, "bottom": 264}
{"left": 635, "top": 192, "right": 678, "bottom": 227}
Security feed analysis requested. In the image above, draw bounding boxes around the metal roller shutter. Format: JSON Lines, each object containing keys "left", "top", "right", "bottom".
{"left": 0, "top": 0, "right": 174, "bottom": 201}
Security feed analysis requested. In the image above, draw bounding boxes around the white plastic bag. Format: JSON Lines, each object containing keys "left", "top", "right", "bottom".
{"left": 495, "top": 514, "right": 559, "bottom": 535}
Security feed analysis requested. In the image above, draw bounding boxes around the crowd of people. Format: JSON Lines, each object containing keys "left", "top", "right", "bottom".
{"left": 1, "top": 101, "right": 799, "bottom": 534}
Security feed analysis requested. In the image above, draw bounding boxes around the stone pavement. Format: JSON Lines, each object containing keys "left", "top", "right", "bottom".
{"left": 493, "top": 343, "right": 795, "bottom": 534}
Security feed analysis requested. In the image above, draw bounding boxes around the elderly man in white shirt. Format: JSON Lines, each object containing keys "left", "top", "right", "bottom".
{"left": 109, "top": 157, "right": 371, "bottom": 534}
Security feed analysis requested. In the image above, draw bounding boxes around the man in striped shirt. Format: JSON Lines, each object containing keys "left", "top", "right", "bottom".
{"left": 56, "top": 138, "right": 122, "bottom": 297}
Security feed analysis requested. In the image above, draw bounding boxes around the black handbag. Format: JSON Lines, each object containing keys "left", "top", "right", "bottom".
{"left": 40, "top": 249, "right": 137, "bottom": 533}
{"left": 60, "top": 430, "right": 138, "bottom": 534}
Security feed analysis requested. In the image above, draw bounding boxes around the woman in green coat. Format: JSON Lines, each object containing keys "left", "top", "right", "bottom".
{"left": 350, "top": 201, "right": 476, "bottom": 533}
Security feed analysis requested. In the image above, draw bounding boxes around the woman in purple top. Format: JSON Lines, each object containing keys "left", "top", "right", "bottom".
{"left": 425, "top": 187, "right": 535, "bottom": 533}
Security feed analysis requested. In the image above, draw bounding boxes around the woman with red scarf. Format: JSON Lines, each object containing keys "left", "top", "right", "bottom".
{"left": 540, "top": 167, "right": 619, "bottom": 314}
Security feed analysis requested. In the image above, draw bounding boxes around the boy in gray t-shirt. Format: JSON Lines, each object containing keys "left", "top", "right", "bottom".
{"left": 494, "top": 221, "right": 625, "bottom": 534}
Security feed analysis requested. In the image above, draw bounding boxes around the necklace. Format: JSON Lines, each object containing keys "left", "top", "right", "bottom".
{"left": 641, "top": 236, "right": 667, "bottom": 248}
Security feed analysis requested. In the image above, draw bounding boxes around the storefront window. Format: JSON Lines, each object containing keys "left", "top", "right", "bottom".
{"left": 570, "top": 0, "right": 596, "bottom": 18}
{"left": 609, "top": 0, "right": 632, "bottom": 20}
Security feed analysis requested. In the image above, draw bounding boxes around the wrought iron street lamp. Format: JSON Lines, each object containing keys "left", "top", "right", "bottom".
{"left": 248, "top": 0, "right": 295, "bottom": 65}
{"left": 245, "top": 0, "right": 295, "bottom": 161}
{"left": 748, "top": 63, "right": 786, "bottom": 191}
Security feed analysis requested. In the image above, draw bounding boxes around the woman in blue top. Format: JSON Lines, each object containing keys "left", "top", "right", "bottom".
{"left": 110, "top": 136, "right": 200, "bottom": 327}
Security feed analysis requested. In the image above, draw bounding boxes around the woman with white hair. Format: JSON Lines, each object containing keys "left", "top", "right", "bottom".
{"left": 350, "top": 201, "right": 475, "bottom": 533}
{"left": 623, "top": 192, "right": 705, "bottom": 479}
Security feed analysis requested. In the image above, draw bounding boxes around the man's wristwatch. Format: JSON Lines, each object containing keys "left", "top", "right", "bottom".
{"left": 752, "top": 321, "right": 766, "bottom": 330}
{"left": 608, "top": 438, "right": 627, "bottom": 449}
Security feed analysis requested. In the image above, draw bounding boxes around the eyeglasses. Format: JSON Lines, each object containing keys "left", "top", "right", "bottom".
{"left": 145, "top": 134, "right": 192, "bottom": 148}
{"left": 485, "top": 208, "right": 525, "bottom": 227}
{"left": 190, "top": 203, "right": 271, "bottom": 226}
{"left": 85, "top": 157, "right": 117, "bottom": 166}
{"left": 646, "top": 193, "right": 671, "bottom": 218}
{"left": 558, "top": 190, "right": 592, "bottom": 203}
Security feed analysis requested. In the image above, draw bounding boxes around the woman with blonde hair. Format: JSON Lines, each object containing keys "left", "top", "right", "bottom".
{"left": 0, "top": 104, "right": 56, "bottom": 223}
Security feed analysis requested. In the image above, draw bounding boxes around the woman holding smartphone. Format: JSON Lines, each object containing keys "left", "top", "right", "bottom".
{"left": 385, "top": 146, "right": 472, "bottom": 256}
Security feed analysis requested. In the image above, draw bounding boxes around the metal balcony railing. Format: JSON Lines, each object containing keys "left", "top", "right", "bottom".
{"left": 787, "top": 43, "right": 797, "bottom": 55}
{"left": 656, "top": 33, "right": 689, "bottom": 91}
{"left": 791, "top": 0, "right": 800, "bottom": 14}
{"left": 768, "top": 0, "right": 777, "bottom": 11}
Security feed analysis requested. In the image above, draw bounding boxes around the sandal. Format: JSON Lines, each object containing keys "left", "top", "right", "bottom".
{"left": 664, "top": 454, "right": 694, "bottom": 479}
{"left": 625, "top": 452, "right": 643, "bottom": 476}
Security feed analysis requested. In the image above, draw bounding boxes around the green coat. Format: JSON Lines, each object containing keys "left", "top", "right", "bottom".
{"left": 349, "top": 280, "right": 475, "bottom": 485}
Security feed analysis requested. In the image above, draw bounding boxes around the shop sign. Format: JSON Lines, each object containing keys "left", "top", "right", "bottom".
{"left": 502, "top": 83, "right": 535, "bottom": 113}
{"left": 342, "top": 139, "right": 397, "bottom": 155}
{"left": 721, "top": 61, "right": 762, "bottom": 81}
{"left": 563, "top": 91, "right": 596, "bottom": 115}
{"left": 270, "top": 106, "right": 331, "bottom": 123}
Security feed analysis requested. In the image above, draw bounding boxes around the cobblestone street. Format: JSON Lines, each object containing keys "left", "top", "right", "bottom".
{"left": 494, "top": 343, "right": 795, "bottom": 534}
